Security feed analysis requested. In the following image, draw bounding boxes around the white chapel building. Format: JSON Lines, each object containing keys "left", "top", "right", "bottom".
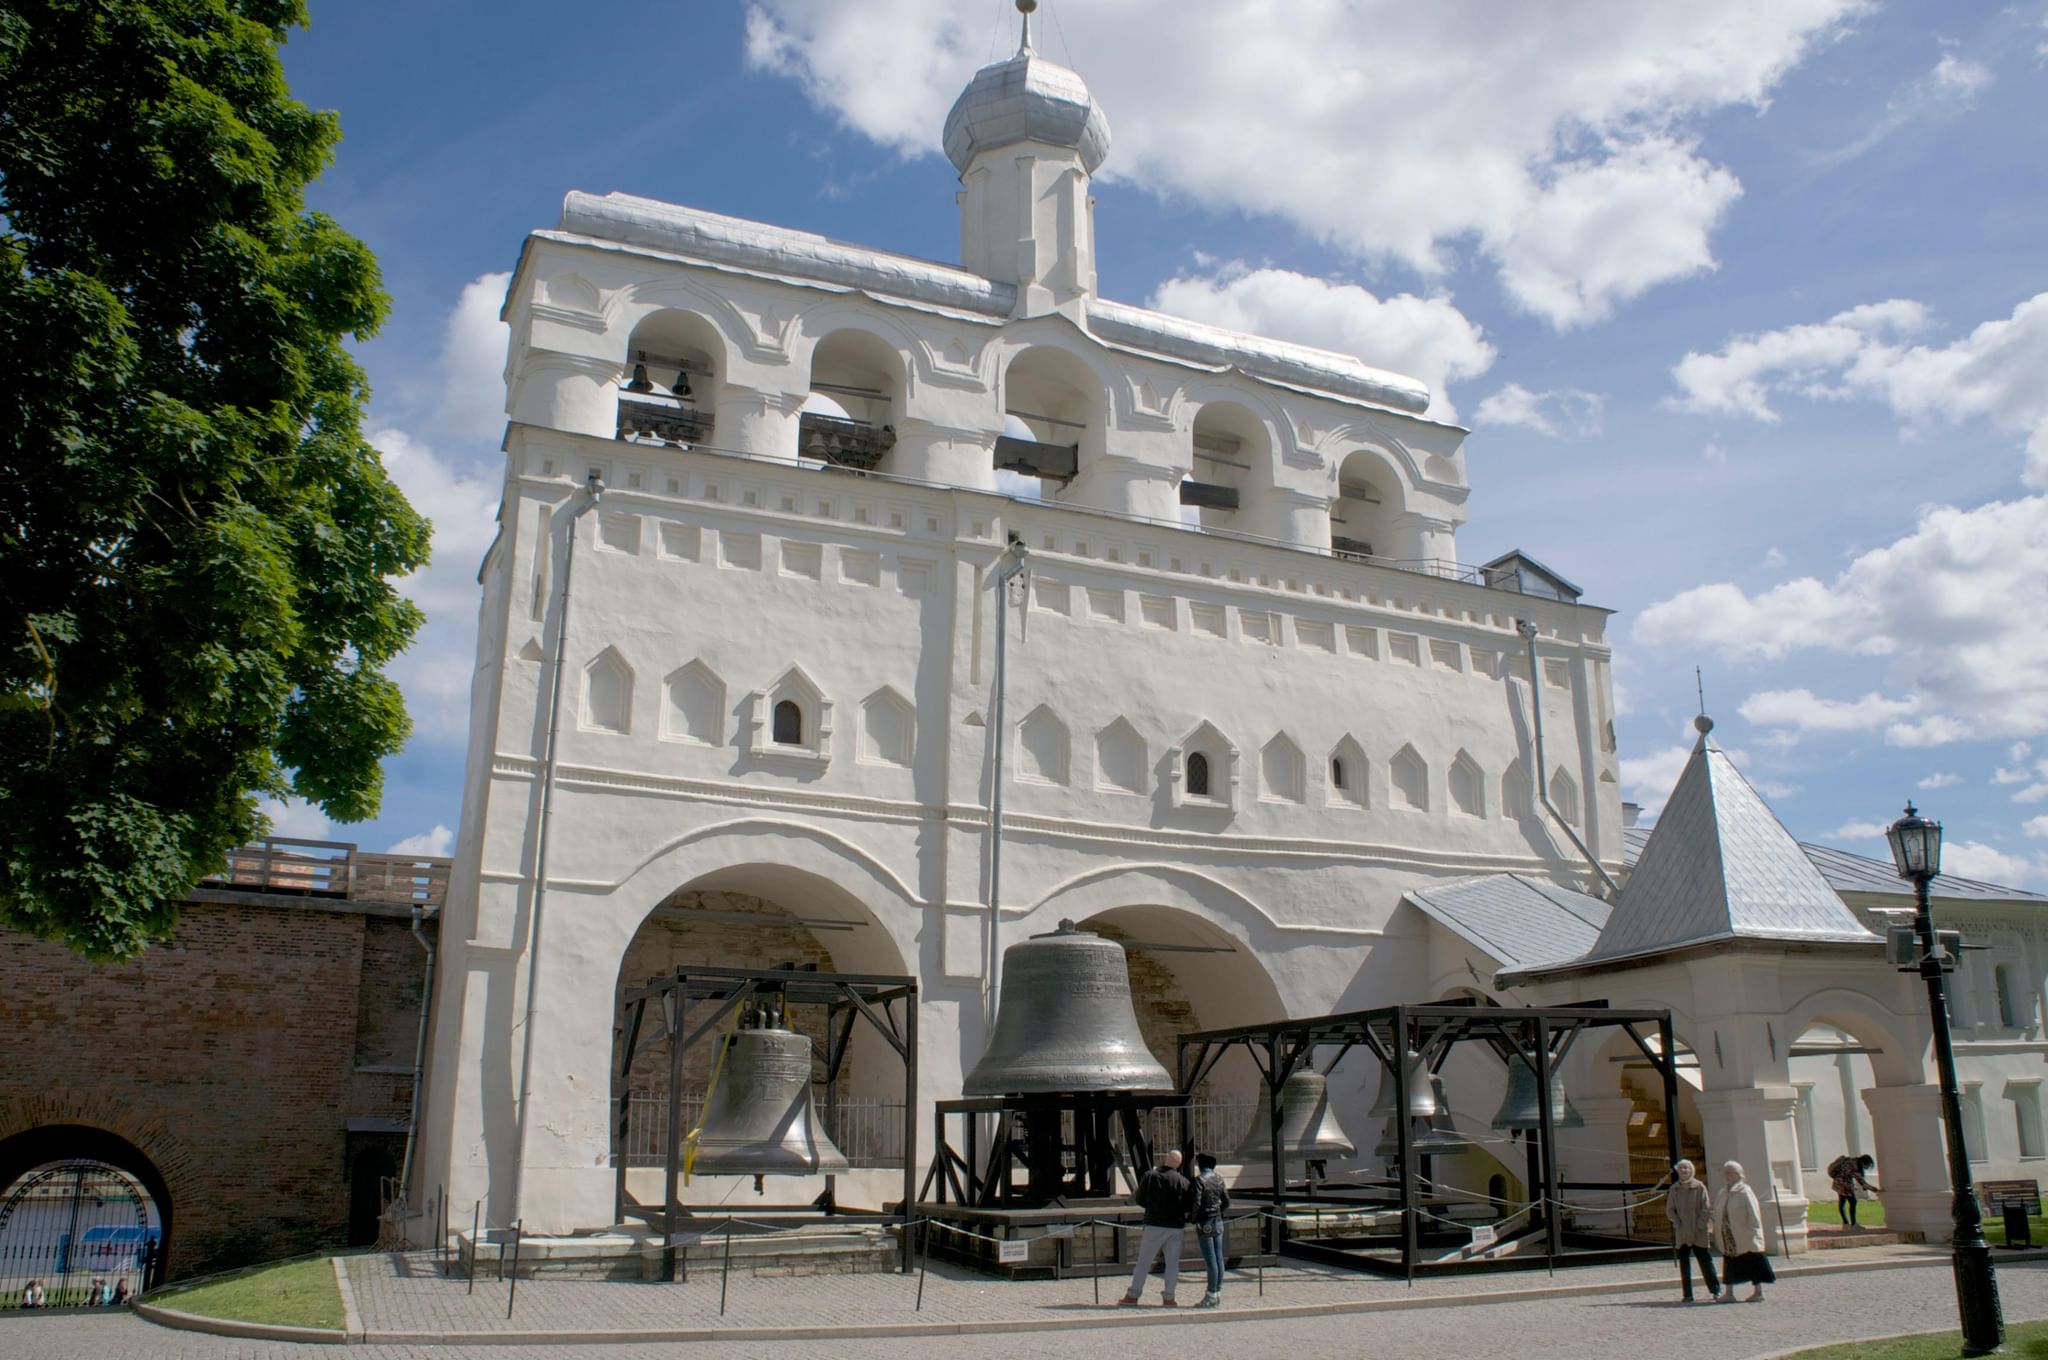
{"left": 414, "top": 19, "right": 2044, "bottom": 1252}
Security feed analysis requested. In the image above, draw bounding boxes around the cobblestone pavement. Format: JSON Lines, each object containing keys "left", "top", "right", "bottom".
{"left": 5, "top": 1254, "right": 2045, "bottom": 1360}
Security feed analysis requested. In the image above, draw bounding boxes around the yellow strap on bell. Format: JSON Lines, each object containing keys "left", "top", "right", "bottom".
{"left": 682, "top": 1003, "right": 746, "bottom": 1184}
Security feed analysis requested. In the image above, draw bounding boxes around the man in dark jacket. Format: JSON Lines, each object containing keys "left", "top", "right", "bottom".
{"left": 1119, "top": 1149, "right": 1194, "bottom": 1306}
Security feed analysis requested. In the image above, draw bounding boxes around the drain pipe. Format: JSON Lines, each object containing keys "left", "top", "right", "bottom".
{"left": 1516, "top": 619, "right": 1618, "bottom": 899}
{"left": 510, "top": 471, "right": 604, "bottom": 1226}
{"left": 397, "top": 900, "right": 437, "bottom": 1221}
{"left": 983, "top": 536, "right": 1030, "bottom": 1026}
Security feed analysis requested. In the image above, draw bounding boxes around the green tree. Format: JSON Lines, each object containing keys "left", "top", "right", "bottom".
{"left": 0, "top": 0, "right": 429, "bottom": 958}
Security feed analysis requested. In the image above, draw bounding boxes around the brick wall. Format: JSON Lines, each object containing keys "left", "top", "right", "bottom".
{"left": 0, "top": 899, "right": 437, "bottom": 1280}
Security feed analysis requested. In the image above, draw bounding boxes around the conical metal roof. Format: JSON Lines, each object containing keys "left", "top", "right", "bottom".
{"left": 1580, "top": 718, "right": 1877, "bottom": 966}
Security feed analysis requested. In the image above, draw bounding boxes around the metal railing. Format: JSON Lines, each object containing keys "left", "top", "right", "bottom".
{"left": 619, "top": 1092, "right": 907, "bottom": 1168}
{"left": 202, "top": 838, "right": 451, "bottom": 910}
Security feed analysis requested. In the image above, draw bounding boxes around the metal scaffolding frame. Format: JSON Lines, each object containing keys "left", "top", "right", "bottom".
{"left": 1176, "top": 1000, "right": 1682, "bottom": 1278}
{"left": 615, "top": 965, "right": 919, "bottom": 1274}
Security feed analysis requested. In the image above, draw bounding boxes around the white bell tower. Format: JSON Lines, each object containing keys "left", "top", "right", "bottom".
{"left": 943, "top": 0, "right": 1110, "bottom": 323}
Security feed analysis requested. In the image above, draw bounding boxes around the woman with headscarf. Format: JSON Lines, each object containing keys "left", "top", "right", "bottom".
{"left": 1714, "top": 1160, "right": 1776, "bottom": 1302}
{"left": 1664, "top": 1159, "right": 1719, "bottom": 1302}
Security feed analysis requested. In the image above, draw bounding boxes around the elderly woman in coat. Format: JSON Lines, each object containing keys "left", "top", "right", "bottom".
{"left": 1714, "top": 1160, "right": 1777, "bottom": 1302}
{"left": 1664, "top": 1159, "right": 1719, "bottom": 1302}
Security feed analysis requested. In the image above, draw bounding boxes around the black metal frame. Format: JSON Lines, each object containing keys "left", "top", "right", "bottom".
{"left": 614, "top": 965, "right": 919, "bottom": 1273}
{"left": 1175, "top": 1001, "right": 1683, "bottom": 1279}
{"left": 917, "top": 1092, "right": 1188, "bottom": 1209}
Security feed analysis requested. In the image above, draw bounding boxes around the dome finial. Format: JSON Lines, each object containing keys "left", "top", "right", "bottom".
{"left": 1016, "top": 0, "right": 1037, "bottom": 54}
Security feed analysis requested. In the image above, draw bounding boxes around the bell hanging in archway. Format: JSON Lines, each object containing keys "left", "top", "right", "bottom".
{"left": 963, "top": 920, "right": 1174, "bottom": 1095}
{"left": 1488, "top": 1052, "right": 1585, "bottom": 1132}
{"left": 1235, "top": 1070, "right": 1356, "bottom": 1165}
{"left": 1365, "top": 1048, "right": 1437, "bottom": 1120}
{"left": 625, "top": 362, "right": 654, "bottom": 394}
{"left": 689, "top": 1023, "right": 850, "bottom": 1177}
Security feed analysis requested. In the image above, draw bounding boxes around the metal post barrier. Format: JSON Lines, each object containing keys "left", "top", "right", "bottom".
{"left": 1092, "top": 1221, "right": 1100, "bottom": 1305}
{"left": 505, "top": 1221, "right": 522, "bottom": 1320}
{"left": 719, "top": 1223, "right": 734, "bottom": 1316}
{"left": 467, "top": 1201, "right": 479, "bottom": 1293}
{"left": 916, "top": 1220, "right": 930, "bottom": 1312}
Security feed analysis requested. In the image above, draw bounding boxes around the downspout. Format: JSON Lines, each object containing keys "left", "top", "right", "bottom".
{"left": 398, "top": 901, "right": 437, "bottom": 1213}
{"left": 983, "top": 537, "right": 1030, "bottom": 1025}
{"left": 1516, "top": 618, "right": 1618, "bottom": 899}
{"left": 509, "top": 471, "right": 604, "bottom": 1225}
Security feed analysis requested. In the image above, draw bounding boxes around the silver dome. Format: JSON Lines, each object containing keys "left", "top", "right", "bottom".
{"left": 943, "top": 49, "right": 1111, "bottom": 175}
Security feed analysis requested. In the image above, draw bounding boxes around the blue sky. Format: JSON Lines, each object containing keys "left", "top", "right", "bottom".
{"left": 276, "top": 2, "right": 2048, "bottom": 886}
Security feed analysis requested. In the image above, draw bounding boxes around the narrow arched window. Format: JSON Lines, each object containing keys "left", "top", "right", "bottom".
{"left": 1186, "top": 751, "right": 1211, "bottom": 798}
{"left": 1331, "top": 757, "right": 1348, "bottom": 791}
{"left": 772, "top": 699, "right": 803, "bottom": 745}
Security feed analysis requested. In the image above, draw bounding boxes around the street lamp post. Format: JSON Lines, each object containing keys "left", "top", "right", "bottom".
{"left": 1885, "top": 802, "right": 2004, "bottom": 1357}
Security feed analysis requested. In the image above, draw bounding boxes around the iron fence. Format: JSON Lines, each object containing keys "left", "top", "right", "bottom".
{"left": 0, "top": 1161, "right": 161, "bottom": 1310}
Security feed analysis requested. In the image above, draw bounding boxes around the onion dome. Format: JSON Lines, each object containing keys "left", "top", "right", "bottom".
{"left": 943, "top": 2, "right": 1110, "bottom": 175}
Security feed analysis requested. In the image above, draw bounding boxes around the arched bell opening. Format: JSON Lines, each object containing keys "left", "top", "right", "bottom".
{"left": 1183, "top": 400, "right": 1268, "bottom": 533}
{"left": 610, "top": 863, "right": 912, "bottom": 1204}
{"left": 998, "top": 346, "right": 1100, "bottom": 496}
{"left": 1330, "top": 448, "right": 1404, "bottom": 561}
{"left": 799, "top": 328, "right": 905, "bottom": 473}
{"left": 1071, "top": 905, "right": 1287, "bottom": 1164}
{"left": 0, "top": 1127, "right": 171, "bottom": 1300}
{"left": 618, "top": 308, "right": 723, "bottom": 448}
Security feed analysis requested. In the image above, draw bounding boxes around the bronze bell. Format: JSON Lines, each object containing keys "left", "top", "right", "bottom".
{"left": 1236, "top": 1070, "right": 1355, "bottom": 1165}
{"left": 1366, "top": 1048, "right": 1438, "bottom": 1120}
{"left": 963, "top": 920, "right": 1173, "bottom": 1095}
{"left": 1489, "top": 1052, "right": 1585, "bottom": 1132}
{"left": 670, "top": 368, "right": 693, "bottom": 399}
{"left": 1376, "top": 1074, "right": 1469, "bottom": 1157}
{"left": 625, "top": 362, "right": 654, "bottom": 394}
{"left": 688, "top": 1023, "right": 850, "bottom": 1179}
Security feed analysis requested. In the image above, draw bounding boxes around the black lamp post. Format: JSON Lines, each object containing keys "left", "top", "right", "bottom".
{"left": 1885, "top": 802, "right": 2003, "bottom": 1356}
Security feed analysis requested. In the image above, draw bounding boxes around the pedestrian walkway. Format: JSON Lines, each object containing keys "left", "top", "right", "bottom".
{"left": 333, "top": 1240, "right": 1986, "bottom": 1343}
{"left": 10, "top": 1252, "right": 2046, "bottom": 1360}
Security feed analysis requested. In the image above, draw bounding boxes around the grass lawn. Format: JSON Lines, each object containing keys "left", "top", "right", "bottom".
{"left": 1809, "top": 1198, "right": 1888, "bottom": 1229}
{"left": 1780, "top": 1319, "right": 2048, "bottom": 1358}
{"left": 150, "top": 1255, "right": 345, "bottom": 1330}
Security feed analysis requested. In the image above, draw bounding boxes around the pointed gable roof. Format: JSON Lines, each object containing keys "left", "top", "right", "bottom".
{"left": 1574, "top": 717, "right": 1877, "bottom": 968}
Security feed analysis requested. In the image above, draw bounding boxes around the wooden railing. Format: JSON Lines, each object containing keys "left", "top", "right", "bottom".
{"left": 203, "top": 838, "right": 451, "bottom": 910}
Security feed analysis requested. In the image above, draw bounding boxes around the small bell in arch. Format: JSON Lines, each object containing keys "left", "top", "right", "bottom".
{"left": 671, "top": 367, "right": 694, "bottom": 400}
{"left": 625, "top": 362, "right": 654, "bottom": 394}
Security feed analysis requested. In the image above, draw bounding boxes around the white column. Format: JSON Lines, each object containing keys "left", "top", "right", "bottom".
{"left": 885, "top": 418, "right": 998, "bottom": 490}
{"left": 1239, "top": 486, "right": 1333, "bottom": 551}
{"left": 509, "top": 350, "right": 620, "bottom": 439}
{"left": 1695, "top": 1085, "right": 1808, "bottom": 1253}
{"left": 1862, "top": 1084, "right": 1954, "bottom": 1242}
{"left": 1572, "top": 1095, "right": 1640, "bottom": 1236}
{"left": 715, "top": 382, "right": 806, "bottom": 459}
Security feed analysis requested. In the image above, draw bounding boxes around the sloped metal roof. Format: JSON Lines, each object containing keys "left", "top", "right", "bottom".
{"left": 1579, "top": 721, "right": 1876, "bottom": 967}
{"left": 944, "top": 48, "right": 1112, "bottom": 175}
{"left": 1624, "top": 819, "right": 2048, "bottom": 904}
{"left": 1406, "top": 873, "right": 1611, "bottom": 971}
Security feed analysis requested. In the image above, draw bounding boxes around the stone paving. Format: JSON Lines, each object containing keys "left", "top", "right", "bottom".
{"left": 4, "top": 1251, "right": 2045, "bottom": 1359}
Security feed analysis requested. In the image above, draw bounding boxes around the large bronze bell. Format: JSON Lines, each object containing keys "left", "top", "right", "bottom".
{"left": 963, "top": 920, "right": 1173, "bottom": 1096}
{"left": 1489, "top": 1052, "right": 1585, "bottom": 1132}
{"left": 689, "top": 1022, "right": 850, "bottom": 1177}
{"left": 1235, "top": 1070, "right": 1356, "bottom": 1165}
{"left": 1376, "top": 1075, "right": 1469, "bottom": 1157}
{"left": 1365, "top": 1048, "right": 1438, "bottom": 1120}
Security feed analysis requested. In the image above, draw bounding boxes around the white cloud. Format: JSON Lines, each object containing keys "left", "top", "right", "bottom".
{"left": 1148, "top": 265, "right": 1494, "bottom": 420}
{"left": 258, "top": 797, "right": 332, "bottom": 841}
{"left": 1669, "top": 292, "right": 2048, "bottom": 486}
{"left": 2015, "top": 784, "right": 2048, "bottom": 806}
{"left": 1636, "top": 497, "right": 2048, "bottom": 745}
{"left": 1738, "top": 688, "right": 1916, "bottom": 737}
{"left": 1940, "top": 840, "right": 2047, "bottom": 889}
{"left": 1620, "top": 744, "right": 1694, "bottom": 819}
{"left": 2024, "top": 816, "right": 2048, "bottom": 839}
{"left": 388, "top": 825, "right": 455, "bottom": 857}
{"left": 1829, "top": 820, "right": 1888, "bottom": 841}
{"left": 1929, "top": 53, "right": 1993, "bottom": 99}
{"left": 369, "top": 272, "right": 515, "bottom": 746}
{"left": 1475, "top": 382, "right": 1604, "bottom": 437}
{"left": 1916, "top": 772, "right": 1962, "bottom": 790}
{"left": 745, "top": 0, "right": 1869, "bottom": 328}
{"left": 1993, "top": 765, "right": 2033, "bottom": 785}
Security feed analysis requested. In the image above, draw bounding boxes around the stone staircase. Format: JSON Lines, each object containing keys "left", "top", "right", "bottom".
{"left": 1622, "top": 1076, "right": 1705, "bottom": 1243}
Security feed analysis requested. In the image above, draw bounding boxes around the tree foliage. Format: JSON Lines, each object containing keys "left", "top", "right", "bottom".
{"left": 0, "top": 0, "right": 429, "bottom": 958}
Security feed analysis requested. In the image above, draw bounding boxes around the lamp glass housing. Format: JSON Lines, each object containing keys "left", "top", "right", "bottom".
{"left": 1886, "top": 804, "right": 1943, "bottom": 880}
